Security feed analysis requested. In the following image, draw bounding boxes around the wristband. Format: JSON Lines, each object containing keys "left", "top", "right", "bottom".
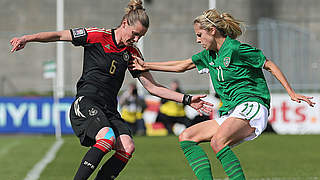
{"left": 182, "top": 94, "right": 193, "bottom": 105}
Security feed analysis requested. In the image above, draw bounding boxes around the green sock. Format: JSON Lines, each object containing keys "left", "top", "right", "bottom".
{"left": 216, "top": 146, "right": 246, "bottom": 180}
{"left": 179, "top": 141, "right": 213, "bottom": 180}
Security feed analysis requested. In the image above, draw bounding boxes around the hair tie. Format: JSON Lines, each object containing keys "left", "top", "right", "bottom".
{"left": 204, "top": 16, "right": 217, "bottom": 27}
{"left": 204, "top": 14, "right": 226, "bottom": 37}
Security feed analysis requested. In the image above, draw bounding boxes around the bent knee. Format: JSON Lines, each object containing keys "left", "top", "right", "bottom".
{"left": 125, "top": 143, "right": 135, "bottom": 154}
{"left": 115, "top": 135, "right": 135, "bottom": 154}
{"left": 210, "top": 135, "right": 231, "bottom": 153}
{"left": 179, "top": 130, "right": 196, "bottom": 142}
{"left": 116, "top": 142, "right": 135, "bottom": 155}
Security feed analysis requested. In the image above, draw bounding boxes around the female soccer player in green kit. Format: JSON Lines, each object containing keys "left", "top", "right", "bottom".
{"left": 10, "top": 1, "right": 214, "bottom": 179}
{"left": 131, "top": 9, "right": 315, "bottom": 180}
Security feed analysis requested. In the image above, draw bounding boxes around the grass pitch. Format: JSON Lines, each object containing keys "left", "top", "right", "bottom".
{"left": 0, "top": 134, "right": 319, "bottom": 180}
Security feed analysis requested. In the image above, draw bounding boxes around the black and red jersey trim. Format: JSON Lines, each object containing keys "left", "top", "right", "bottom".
{"left": 69, "top": 27, "right": 146, "bottom": 113}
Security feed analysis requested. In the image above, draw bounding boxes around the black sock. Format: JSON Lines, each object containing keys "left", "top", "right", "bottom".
{"left": 73, "top": 147, "right": 106, "bottom": 180}
{"left": 94, "top": 150, "right": 131, "bottom": 180}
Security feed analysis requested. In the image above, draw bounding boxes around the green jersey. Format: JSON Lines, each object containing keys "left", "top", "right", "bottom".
{"left": 192, "top": 36, "right": 270, "bottom": 116}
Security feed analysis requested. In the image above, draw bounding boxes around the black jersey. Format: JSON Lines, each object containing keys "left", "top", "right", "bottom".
{"left": 70, "top": 27, "right": 144, "bottom": 113}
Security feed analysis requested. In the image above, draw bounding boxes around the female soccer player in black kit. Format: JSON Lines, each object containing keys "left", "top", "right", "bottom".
{"left": 10, "top": 0, "right": 213, "bottom": 179}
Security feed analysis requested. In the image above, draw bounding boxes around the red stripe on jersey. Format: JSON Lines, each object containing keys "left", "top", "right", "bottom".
{"left": 85, "top": 27, "right": 129, "bottom": 53}
{"left": 86, "top": 27, "right": 111, "bottom": 33}
{"left": 127, "top": 45, "right": 143, "bottom": 59}
{"left": 84, "top": 27, "right": 144, "bottom": 55}
{"left": 87, "top": 28, "right": 111, "bottom": 34}
{"left": 127, "top": 45, "right": 144, "bottom": 67}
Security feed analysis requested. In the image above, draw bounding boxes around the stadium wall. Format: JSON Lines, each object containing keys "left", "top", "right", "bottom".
{"left": 1, "top": 0, "right": 320, "bottom": 95}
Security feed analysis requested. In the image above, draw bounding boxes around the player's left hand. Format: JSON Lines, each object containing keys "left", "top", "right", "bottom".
{"left": 290, "top": 93, "right": 315, "bottom": 107}
{"left": 189, "top": 95, "right": 214, "bottom": 116}
{"left": 129, "top": 55, "right": 146, "bottom": 71}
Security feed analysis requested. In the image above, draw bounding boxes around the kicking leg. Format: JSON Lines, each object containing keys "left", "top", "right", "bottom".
{"left": 73, "top": 127, "right": 115, "bottom": 180}
{"left": 95, "top": 134, "right": 134, "bottom": 180}
{"left": 211, "top": 117, "right": 255, "bottom": 180}
{"left": 179, "top": 120, "right": 219, "bottom": 180}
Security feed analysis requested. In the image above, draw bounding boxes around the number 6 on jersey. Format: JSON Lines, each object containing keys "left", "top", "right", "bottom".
{"left": 109, "top": 60, "right": 117, "bottom": 75}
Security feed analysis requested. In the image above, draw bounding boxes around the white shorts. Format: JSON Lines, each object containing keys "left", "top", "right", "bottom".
{"left": 216, "top": 101, "right": 269, "bottom": 143}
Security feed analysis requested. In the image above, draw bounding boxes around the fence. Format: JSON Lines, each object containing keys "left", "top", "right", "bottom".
{"left": 258, "top": 18, "right": 320, "bottom": 92}
{"left": 1, "top": 18, "right": 320, "bottom": 95}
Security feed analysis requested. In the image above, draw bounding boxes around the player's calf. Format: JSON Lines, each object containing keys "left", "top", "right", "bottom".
{"left": 74, "top": 127, "right": 115, "bottom": 180}
{"left": 94, "top": 135, "right": 134, "bottom": 180}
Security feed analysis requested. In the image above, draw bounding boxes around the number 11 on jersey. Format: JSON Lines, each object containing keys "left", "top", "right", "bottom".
{"left": 216, "top": 66, "right": 224, "bottom": 81}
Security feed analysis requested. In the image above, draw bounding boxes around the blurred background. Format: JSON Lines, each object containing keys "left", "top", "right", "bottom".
{"left": 1, "top": 1, "right": 320, "bottom": 179}
{"left": 1, "top": 0, "right": 319, "bottom": 135}
{"left": 1, "top": 0, "right": 319, "bottom": 95}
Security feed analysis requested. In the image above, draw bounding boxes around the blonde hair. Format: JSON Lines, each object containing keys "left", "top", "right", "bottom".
{"left": 194, "top": 9, "right": 242, "bottom": 39}
{"left": 121, "top": 0, "right": 149, "bottom": 28}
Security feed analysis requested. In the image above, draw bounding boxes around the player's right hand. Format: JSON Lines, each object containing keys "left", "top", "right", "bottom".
{"left": 10, "top": 37, "right": 27, "bottom": 53}
{"left": 189, "top": 94, "right": 214, "bottom": 116}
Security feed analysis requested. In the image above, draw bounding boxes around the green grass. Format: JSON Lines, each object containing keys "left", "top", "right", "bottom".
{"left": 0, "top": 135, "right": 56, "bottom": 180}
{"left": 0, "top": 134, "right": 319, "bottom": 180}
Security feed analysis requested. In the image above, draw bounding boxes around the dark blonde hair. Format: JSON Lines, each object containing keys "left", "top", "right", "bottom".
{"left": 194, "top": 9, "right": 242, "bottom": 39}
{"left": 121, "top": 0, "right": 149, "bottom": 28}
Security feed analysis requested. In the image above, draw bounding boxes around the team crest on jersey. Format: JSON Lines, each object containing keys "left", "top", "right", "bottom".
{"left": 72, "top": 28, "right": 86, "bottom": 38}
{"left": 223, "top": 57, "right": 230, "bottom": 67}
{"left": 88, "top": 107, "right": 98, "bottom": 116}
{"left": 123, "top": 51, "right": 130, "bottom": 61}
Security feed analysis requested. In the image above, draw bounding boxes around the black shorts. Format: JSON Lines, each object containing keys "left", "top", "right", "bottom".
{"left": 69, "top": 96, "right": 132, "bottom": 147}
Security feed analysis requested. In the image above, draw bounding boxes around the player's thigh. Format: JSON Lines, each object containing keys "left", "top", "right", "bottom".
{"left": 96, "top": 127, "right": 116, "bottom": 142}
{"left": 214, "top": 101, "right": 268, "bottom": 147}
{"left": 214, "top": 117, "right": 254, "bottom": 147}
{"left": 70, "top": 96, "right": 111, "bottom": 146}
{"left": 179, "top": 119, "right": 220, "bottom": 143}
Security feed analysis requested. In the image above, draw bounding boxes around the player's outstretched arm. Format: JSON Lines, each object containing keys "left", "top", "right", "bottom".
{"left": 10, "top": 30, "right": 72, "bottom": 53}
{"left": 264, "top": 59, "right": 315, "bottom": 107}
{"left": 130, "top": 55, "right": 196, "bottom": 72}
{"left": 188, "top": 94, "right": 213, "bottom": 115}
{"left": 138, "top": 71, "right": 213, "bottom": 115}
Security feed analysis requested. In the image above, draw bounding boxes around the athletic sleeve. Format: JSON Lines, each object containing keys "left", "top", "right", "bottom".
{"left": 127, "top": 46, "right": 148, "bottom": 78}
{"left": 238, "top": 44, "right": 266, "bottom": 68}
{"left": 70, "top": 28, "right": 88, "bottom": 46}
{"left": 191, "top": 50, "right": 210, "bottom": 74}
{"left": 70, "top": 27, "right": 105, "bottom": 46}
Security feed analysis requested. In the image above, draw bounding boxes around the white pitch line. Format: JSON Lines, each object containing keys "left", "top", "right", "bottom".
{"left": 24, "top": 138, "right": 64, "bottom": 180}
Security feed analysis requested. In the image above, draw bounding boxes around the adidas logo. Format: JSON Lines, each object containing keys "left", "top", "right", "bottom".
{"left": 105, "top": 44, "right": 110, "bottom": 49}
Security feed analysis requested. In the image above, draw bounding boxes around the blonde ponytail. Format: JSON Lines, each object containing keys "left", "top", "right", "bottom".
{"left": 125, "top": 0, "right": 144, "bottom": 14}
{"left": 122, "top": 0, "right": 149, "bottom": 28}
{"left": 194, "top": 9, "right": 242, "bottom": 39}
